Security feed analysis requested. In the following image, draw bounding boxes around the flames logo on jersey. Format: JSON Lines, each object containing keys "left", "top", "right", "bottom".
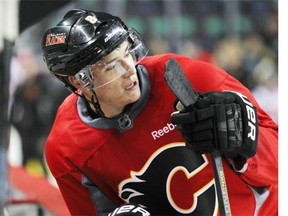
{"left": 119, "top": 143, "right": 218, "bottom": 215}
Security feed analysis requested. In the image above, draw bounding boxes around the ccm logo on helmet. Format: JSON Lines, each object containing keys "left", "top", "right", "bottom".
{"left": 108, "top": 204, "right": 150, "bottom": 216}
{"left": 105, "top": 30, "right": 117, "bottom": 43}
{"left": 235, "top": 92, "right": 257, "bottom": 141}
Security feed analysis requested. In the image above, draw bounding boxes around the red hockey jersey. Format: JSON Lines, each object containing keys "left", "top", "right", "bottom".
{"left": 45, "top": 53, "right": 278, "bottom": 215}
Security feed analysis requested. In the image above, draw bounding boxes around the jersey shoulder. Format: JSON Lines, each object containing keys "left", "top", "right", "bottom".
{"left": 141, "top": 53, "right": 229, "bottom": 93}
{"left": 45, "top": 93, "right": 104, "bottom": 177}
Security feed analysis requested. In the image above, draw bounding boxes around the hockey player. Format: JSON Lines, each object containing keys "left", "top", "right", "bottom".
{"left": 41, "top": 9, "right": 278, "bottom": 215}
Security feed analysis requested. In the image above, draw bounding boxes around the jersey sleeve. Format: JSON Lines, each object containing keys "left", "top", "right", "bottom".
{"left": 45, "top": 95, "right": 119, "bottom": 215}
{"left": 172, "top": 54, "right": 278, "bottom": 186}
{"left": 55, "top": 170, "right": 98, "bottom": 215}
{"left": 213, "top": 68, "right": 278, "bottom": 188}
{"left": 54, "top": 168, "right": 118, "bottom": 215}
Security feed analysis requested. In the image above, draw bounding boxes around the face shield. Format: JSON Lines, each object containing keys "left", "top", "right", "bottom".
{"left": 75, "top": 28, "right": 148, "bottom": 90}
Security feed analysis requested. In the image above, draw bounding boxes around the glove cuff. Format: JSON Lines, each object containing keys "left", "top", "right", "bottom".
{"left": 228, "top": 157, "right": 248, "bottom": 173}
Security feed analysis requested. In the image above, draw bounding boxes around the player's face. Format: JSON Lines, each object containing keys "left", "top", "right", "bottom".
{"left": 91, "top": 41, "right": 141, "bottom": 117}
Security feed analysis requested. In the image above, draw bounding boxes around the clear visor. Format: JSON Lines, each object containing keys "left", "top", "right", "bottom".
{"left": 128, "top": 28, "right": 149, "bottom": 64}
{"left": 75, "top": 28, "right": 148, "bottom": 89}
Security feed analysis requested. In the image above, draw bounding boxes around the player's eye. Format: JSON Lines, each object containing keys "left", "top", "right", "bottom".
{"left": 105, "top": 63, "right": 116, "bottom": 71}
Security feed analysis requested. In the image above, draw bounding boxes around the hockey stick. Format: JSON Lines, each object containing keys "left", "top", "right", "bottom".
{"left": 164, "top": 58, "right": 231, "bottom": 216}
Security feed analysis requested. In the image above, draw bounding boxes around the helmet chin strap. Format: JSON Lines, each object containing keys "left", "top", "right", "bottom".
{"left": 79, "top": 89, "right": 133, "bottom": 131}
{"left": 89, "top": 89, "right": 105, "bottom": 117}
{"left": 73, "top": 70, "right": 106, "bottom": 117}
{"left": 73, "top": 89, "right": 105, "bottom": 117}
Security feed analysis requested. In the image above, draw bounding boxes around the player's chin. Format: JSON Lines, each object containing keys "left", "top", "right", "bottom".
{"left": 125, "top": 88, "right": 141, "bottom": 103}
{"left": 129, "top": 90, "right": 141, "bottom": 103}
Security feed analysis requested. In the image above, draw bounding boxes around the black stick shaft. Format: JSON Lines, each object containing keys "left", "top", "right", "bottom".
{"left": 211, "top": 151, "right": 231, "bottom": 216}
{"left": 164, "top": 58, "right": 231, "bottom": 216}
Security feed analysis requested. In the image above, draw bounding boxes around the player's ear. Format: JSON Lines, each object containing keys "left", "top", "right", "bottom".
{"left": 68, "top": 76, "right": 81, "bottom": 88}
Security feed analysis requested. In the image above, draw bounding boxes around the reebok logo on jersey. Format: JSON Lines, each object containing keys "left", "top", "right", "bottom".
{"left": 151, "top": 123, "right": 176, "bottom": 140}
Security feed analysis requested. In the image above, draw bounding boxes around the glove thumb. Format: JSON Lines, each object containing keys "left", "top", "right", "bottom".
{"left": 175, "top": 100, "right": 185, "bottom": 111}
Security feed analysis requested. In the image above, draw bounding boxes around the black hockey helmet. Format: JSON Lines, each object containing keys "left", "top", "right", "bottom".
{"left": 41, "top": 9, "right": 148, "bottom": 91}
{"left": 41, "top": 9, "right": 129, "bottom": 76}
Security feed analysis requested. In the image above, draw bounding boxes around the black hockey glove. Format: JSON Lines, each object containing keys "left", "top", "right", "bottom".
{"left": 108, "top": 203, "right": 151, "bottom": 216}
{"left": 171, "top": 91, "right": 258, "bottom": 160}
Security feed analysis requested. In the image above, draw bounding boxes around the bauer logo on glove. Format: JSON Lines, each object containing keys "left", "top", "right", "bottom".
{"left": 108, "top": 203, "right": 151, "bottom": 216}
